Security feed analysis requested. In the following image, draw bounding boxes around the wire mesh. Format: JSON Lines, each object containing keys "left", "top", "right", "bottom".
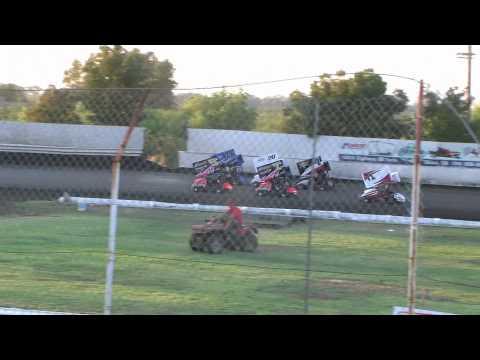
{"left": 413, "top": 85, "right": 480, "bottom": 315}
{"left": 0, "top": 76, "right": 479, "bottom": 315}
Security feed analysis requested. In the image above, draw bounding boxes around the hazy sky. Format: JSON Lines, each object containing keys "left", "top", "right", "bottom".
{"left": 0, "top": 45, "right": 477, "bottom": 103}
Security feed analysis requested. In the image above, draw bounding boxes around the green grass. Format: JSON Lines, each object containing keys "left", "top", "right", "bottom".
{"left": 0, "top": 201, "right": 479, "bottom": 314}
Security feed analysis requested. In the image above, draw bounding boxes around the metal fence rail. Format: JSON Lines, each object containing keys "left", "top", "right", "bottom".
{"left": 59, "top": 195, "right": 480, "bottom": 229}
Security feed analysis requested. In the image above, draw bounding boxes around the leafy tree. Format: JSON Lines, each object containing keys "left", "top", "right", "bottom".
{"left": 23, "top": 87, "right": 42, "bottom": 105}
{"left": 64, "top": 45, "right": 176, "bottom": 90}
{"left": 255, "top": 110, "right": 287, "bottom": 133}
{"left": 63, "top": 45, "right": 177, "bottom": 125}
{"left": 0, "top": 83, "right": 28, "bottom": 103}
{"left": 141, "top": 109, "right": 188, "bottom": 167}
{"left": 283, "top": 69, "right": 412, "bottom": 138}
{"left": 25, "top": 86, "right": 81, "bottom": 124}
{"left": 423, "top": 87, "right": 480, "bottom": 142}
{"left": 0, "top": 84, "right": 37, "bottom": 121}
{"left": 182, "top": 90, "right": 256, "bottom": 131}
{"left": 72, "top": 101, "right": 95, "bottom": 124}
{"left": 0, "top": 104, "right": 30, "bottom": 121}
{"left": 472, "top": 105, "right": 480, "bottom": 136}
{"left": 174, "top": 93, "right": 199, "bottom": 108}
{"left": 247, "top": 95, "right": 290, "bottom": 112}
{"left": 282, "top": 91, "right": 314, "bottom": 134}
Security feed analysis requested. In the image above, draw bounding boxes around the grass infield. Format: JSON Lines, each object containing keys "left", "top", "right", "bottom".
{"left": 0, "top": 201, "right": 479, "bottom": 314}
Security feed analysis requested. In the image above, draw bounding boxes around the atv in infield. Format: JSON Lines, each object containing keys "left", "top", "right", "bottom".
{"left": 190, "top": 217, "right": 258, "bottom": 254}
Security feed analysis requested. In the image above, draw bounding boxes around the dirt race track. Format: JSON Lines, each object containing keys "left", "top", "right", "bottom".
{"left": 0, "top": 165, "right": 479, "bottom": 221}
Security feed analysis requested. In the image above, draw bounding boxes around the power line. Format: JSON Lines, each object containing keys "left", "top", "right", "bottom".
{"left": 2, "top": 72, "right": 421, "bottom": 92}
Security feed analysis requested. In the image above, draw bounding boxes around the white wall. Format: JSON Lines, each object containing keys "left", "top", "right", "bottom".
{"left": 0, "top": 121, "right": 144, "bottom": 156}
{"left": 179, "top": 128, "right": 480, "bottom": 187}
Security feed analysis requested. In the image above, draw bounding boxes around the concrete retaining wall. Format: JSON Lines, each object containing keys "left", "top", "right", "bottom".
{"left": 179, "top": 128, "right": 480, "bottom": 187}
{"left": 0, "top": 121, "right": 144, "bottom": 156}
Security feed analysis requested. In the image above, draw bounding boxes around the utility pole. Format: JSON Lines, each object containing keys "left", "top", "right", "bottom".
{"left": 457, "top": 45, "right": 475, "bottom": 121}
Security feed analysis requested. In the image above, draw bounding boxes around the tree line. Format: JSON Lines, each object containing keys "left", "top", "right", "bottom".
{"left": 0, "top": 45, "right": 479, "bottom": 167}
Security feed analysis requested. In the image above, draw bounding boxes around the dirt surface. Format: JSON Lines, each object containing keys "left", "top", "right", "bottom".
{"left": 1, "top": 165, "right": 479, "bottom": 221}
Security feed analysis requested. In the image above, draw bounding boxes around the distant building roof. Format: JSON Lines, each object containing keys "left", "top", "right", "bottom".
{"left": 0, "top": 121, "right": 144, "bottom": 156}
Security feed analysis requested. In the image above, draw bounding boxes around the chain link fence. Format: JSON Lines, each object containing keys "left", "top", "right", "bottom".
{"left": 1, "top": 75, "right": 479, "bottom": 314}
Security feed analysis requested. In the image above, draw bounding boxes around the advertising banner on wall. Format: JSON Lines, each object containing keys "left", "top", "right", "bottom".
{"left": 181, "top": 129, "right": 480, "bottom": 186}
{"left": 338, "top": 138, "right": 480, "bottom": 168}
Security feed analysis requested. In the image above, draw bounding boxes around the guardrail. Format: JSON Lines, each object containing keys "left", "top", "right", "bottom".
{"left": 58, "top": 195, "right": 480, "bottom": 229}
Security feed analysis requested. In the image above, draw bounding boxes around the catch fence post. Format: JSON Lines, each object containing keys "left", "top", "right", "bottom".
{"left": 407, "top": 80, "right": 424, "bottom": 315}
{"left": 104, "top": 90, "right": 150, "bottom": 315}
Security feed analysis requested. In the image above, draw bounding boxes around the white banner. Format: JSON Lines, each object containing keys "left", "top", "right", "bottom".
{"left": 392, "top": 306, "right": 456, "bottom": 315}
{"left": 338, "top": 137, "right": 480, "bottom": 168}
{"left": 0, "top": 307, "right": 80, "bottom": 315}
